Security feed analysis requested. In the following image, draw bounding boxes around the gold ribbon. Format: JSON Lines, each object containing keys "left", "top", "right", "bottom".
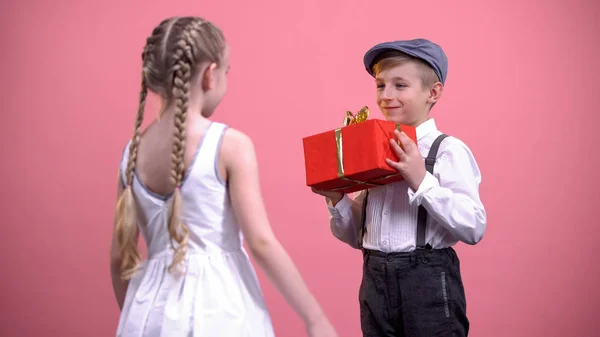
{"left": 331, "top": 107, "right": 402, "bottom": 192}
{"left": 343, "top": 106, "right": 370, "bottom": 126}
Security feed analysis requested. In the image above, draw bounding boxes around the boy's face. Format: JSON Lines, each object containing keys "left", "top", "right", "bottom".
{"left": 375, "top": 61, "right": 435, "bottom": 126}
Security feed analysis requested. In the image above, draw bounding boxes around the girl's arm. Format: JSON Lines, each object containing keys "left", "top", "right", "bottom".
{"left": 222, "top": 128, "right": 336, "bottom": 335}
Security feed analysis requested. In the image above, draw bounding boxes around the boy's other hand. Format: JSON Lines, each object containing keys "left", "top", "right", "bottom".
{"left": 311, "top": 187, "right": 344, "bottom": 206}
{"left": 386, "top": 130, "right": 426, "bottom": 191}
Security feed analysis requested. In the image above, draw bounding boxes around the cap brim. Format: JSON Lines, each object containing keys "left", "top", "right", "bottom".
{"left": 363, "top": 43, "right": 436, "bottom": 78}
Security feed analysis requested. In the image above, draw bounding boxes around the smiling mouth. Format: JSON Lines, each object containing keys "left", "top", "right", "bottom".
{"left": 383, "top": 107, "right": 400, "bottom": 109}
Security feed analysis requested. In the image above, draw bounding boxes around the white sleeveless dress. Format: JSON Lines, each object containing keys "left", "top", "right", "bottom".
{"left": 116, "top": 122, "right": 275, "bottom": 337}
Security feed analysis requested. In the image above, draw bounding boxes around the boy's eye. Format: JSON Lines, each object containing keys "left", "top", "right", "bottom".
{"left": 376, "top": 83, "right": 406, "bottom": 89}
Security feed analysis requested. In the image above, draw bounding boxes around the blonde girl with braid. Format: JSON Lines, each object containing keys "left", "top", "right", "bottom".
{"left": 110, "top": 17, "right": 338, "bottom": 337}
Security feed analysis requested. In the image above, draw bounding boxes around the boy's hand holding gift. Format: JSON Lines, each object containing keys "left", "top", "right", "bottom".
{"left": 311, "top": 187, "right": 344, "bottom": 206}
{"left": 386, "top": 130, "right": 426, "bottom": 191}
{"left": 303, "top": 106, "right": 418, "bottom": 195}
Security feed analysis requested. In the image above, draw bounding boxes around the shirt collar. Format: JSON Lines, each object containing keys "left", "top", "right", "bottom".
{"left": 416, "top": 118, "right": 438, "bottom": 141}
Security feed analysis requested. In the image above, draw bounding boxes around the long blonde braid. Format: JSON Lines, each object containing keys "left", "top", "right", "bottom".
{"left": 166, "top": 31, "right": 195, "bottom": 274}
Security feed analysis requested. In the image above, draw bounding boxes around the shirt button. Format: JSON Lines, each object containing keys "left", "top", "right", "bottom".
{"left": 384, "top": 210, "right": 389, "bottom": 215}
{"left": 382, "top": 240, "right": 387, "bottom": 245}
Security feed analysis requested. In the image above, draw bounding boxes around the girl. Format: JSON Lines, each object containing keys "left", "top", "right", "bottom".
{"left": 110, "top": 16, "right": 338, "bottom": 337}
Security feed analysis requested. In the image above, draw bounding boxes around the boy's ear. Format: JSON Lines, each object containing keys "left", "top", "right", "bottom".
{"left": 429, "top": 82, "right": 444, "bottom": 104}
{"left": 201, "top": 62, "right": 218, "bottom": 91}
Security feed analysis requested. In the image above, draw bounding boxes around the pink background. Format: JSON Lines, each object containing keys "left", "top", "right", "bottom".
{"left": 2, "top": 0, "right": 599, "bottom": 336}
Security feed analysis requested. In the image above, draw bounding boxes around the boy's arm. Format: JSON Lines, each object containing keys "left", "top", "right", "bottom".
{"left": 408, "top": 141, "right": 487, "bottom": 245}
{"left": 326, "top": 190, "right": 367, "bottom": 249}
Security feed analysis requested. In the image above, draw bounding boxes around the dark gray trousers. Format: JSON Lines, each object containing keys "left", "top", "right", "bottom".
{"left": 359, "top": 247, "right": 469, "bottom": 337}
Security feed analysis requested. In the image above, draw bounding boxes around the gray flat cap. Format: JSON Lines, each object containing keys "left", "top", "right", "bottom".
{"left": 363, "top": 38, "right": 448, "bottom": 84}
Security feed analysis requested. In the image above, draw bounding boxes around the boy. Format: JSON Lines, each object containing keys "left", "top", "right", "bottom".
{"left": 312, "top": 39, "right": 487, "bottom": 336}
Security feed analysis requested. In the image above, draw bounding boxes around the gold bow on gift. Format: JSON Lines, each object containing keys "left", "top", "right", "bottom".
{"left": 332, "top": 106, "right": 401, "bottom": 192}
{"left": 342, "top": 106, "right": 370, "bottom": 126}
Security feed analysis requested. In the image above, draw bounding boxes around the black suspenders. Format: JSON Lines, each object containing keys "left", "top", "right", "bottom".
{"left": 358, "top": 134, "right": 449, "bottom": 250}
{"left": 416, "top": 134, "right": 448, "bottom": 249}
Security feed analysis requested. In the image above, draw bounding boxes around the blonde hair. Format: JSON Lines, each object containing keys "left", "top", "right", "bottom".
{"left": 115, "top": 17, "right": 226, "bottom": 280}
{"left": 372, "top": 50, "right": 440, "bottom": 88}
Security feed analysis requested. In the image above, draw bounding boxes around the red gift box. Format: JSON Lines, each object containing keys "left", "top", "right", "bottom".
{"left": 302, "top": 108, "right": 417, "bottom": 194}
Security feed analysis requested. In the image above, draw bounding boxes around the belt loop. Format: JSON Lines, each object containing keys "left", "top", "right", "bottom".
{"left": 409, "top": 254, "right": 418, "bottom": 267}
{"left": 449, "top": 247, "right": 456, "bottom": 264}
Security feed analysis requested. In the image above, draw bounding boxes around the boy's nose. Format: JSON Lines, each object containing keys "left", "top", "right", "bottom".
{"left": 381, "top": 86, "right": 392, "bottom": 100}
{"left": 381, "top": 88, "right": 393, "bottom": 100}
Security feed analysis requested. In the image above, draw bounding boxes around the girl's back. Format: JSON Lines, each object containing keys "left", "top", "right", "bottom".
{"left": 117, "top": 115, "right": 275, "bottom": 336}
{"left": 125, "top": 114, "right": 243, "bottom": 255}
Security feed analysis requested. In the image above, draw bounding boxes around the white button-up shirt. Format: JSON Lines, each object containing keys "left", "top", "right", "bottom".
{"left": 326, "top": 118, "right": 487, "bottom": 252}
